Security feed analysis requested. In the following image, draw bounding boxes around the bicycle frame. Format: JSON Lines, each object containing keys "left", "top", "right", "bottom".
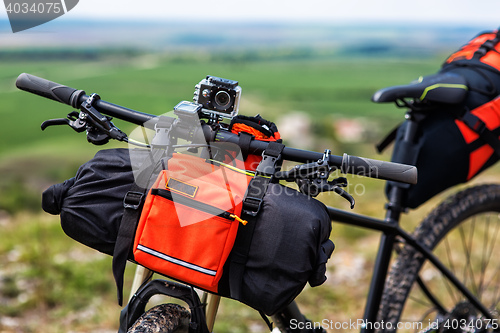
{"left": 126, "top": 113, "right": 492, "bottom": 332}
{"left": 336, "top": 114, "right": 492, "bottom": 333}
{"left": 14, "top": 73, "right": 491, "bottom": 332}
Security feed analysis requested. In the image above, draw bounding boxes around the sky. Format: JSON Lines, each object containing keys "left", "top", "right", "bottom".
{"left": 1, "top": 0, "right": 500, "bottom": 25}
{"left": 63, "top": 0, "right": 500, "bottom": 24}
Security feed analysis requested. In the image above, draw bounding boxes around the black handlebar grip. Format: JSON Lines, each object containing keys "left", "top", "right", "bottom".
{"left": 16, "top": 73, "right": 85, "bottom": 108}
{"left": 341, "top": 153, "right": 417, "bottom": 185}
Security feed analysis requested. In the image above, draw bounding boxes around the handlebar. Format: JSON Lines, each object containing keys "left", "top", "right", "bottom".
{"left": 16, "top": 73, "right": 154, "bottom": 127}
{"left": 16, "top": 73, "right": 418, "bottom": 185}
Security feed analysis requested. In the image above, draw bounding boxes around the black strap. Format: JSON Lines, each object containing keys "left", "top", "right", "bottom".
{"left": 227, "top": 212, "right": 258, "bottom": 300}
{"left": 462, "top": 111, "right": 500, "bottom": 158}
{"left": 375, "top": 122, "right": 402, "bottom": 153}
{"left": 112, "top": 148, "right": 166, "bottom": 306}
{"left": 259, "top": 311, "right": 274, "bottom": 332}
{"left": 238, "top": 132, "right": 253, "bottom": 161}
{"left": 473, "top": 30, "right": 500, "bottom": 60}
{"left": 113, "top": 116, "right": 175, "bottom": 306}
{"left": 112, "top": 184, "right": 145, "bottom": 306}
{"left": 243, "top": 141, "right": 285, "bottom": 216}
{"left": 228, "top": 142, "right": 285, "bottom": 300}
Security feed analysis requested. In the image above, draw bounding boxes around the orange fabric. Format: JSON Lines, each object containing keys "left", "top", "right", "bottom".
{"left": 468, "top": 145, "right": 494, "bottom": 180}
{"left": 473, "top": 97, "right": 500, "bottom": 129}
{"left": 455, "top": 119, "right": 479, "bottom": 144}
{"left": 230, "top": 123, "right": 281, "bottom": 141}
{"left": 229, "top": 123, "right": 281, "bottom": 171}
{"left": 456, "top": 96, "right": 500, "bottom": 180}
{"left": 133, "top": 154, "right": 251, "bottom": 292}
{"left": 445, "top": 31, "right": 500, "bottom": 71}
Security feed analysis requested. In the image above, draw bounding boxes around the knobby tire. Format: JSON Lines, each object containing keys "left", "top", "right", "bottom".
{"left": 378, "top": 184, "right": 500, "bottom": 332}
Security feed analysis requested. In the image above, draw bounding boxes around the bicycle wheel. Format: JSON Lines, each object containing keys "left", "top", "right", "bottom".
{"left": 127, "top": 303, "right": 190, "bottom": 333}
{"left": 378, "top": 184, "right": 500, "bottom": 333}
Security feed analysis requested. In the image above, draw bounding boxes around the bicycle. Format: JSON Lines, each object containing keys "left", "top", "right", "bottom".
{"left": 15, "top": 72, "right": 500, "bottom": 333}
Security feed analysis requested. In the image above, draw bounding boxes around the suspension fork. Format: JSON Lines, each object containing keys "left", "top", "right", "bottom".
{"left": 130, "top": 265, "right": 222, "bottom": 331}
{"left": 202, "top": 293, "right": 221, "bottom": 332}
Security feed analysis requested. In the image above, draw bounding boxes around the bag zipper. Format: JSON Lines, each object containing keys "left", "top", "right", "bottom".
{"left": 151, "top": 188, "right": 247, "bottom": 225}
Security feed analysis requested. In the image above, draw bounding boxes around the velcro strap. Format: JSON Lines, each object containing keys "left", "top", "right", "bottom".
{"left": 238, "top": 132, "right": 253, "bottom": 161}
{"left": 262, "top": 141, "right": 285, "bottom": 158}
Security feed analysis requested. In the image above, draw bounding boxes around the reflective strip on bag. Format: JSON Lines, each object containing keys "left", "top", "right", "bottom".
{"left": 137, "top": 244, "right": 217, "bottom": 276}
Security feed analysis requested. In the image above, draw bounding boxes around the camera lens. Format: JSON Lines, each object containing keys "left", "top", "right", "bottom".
{"left": 214, "top": 91, "right": 231, "bottom": 109}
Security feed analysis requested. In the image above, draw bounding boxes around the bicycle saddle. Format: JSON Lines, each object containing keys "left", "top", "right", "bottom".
{"left": 371, "top": 72, "right": 468, "bottom": 104}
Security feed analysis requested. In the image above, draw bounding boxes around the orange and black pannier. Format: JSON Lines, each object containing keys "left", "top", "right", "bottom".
{"left": 385, "top": 28, "right": 500, "bottom": 208}
{"left": 132, "top": 152, "right": 250, "bottom": 294}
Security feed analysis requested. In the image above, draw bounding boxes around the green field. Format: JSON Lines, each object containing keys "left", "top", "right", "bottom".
{"left": 0, "top": 55, "right": 443, "bottom": 156}
{"left": 1, "top": 53, "right": 485, "bottom": 332}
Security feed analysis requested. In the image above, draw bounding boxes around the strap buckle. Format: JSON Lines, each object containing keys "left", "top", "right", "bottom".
{"left": 243, "top": 142, "right": 285, "bottom": 216}
{"left": 151, "top": 116, "right": 175, "bottom": 148}
{"left": 255, "top": 153, "right": 280, "bottom": 176}
{"left": 255, "top": 141, "right": 284, "bottom": 177}
{"left": 242, "top": 196, "right": 263, "bottom": 217}
{"left": 123, "top": 191, "right": 144, "bottom": 210}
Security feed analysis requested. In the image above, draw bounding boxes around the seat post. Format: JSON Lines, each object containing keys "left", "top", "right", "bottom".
{"left": 361, "top": 111, "right": 420, "bottom": 332}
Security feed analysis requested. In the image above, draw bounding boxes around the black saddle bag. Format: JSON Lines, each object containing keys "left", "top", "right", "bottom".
{"left": 385, "top": 28, "right": 500, "bottom": 209}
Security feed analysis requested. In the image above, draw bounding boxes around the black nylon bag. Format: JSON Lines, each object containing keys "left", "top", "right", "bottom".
{"left": 42, "top": 148, "right": 334, "bottom": 315}
{"left": 218, "top": 183, "right": 334, "bottom": 315}
{"left": 386, "top": 112, "right": 470, "bottom": 209}
{"left": 42, "top": 148, "right": 148, "bottom": 255}
{"left": 386, "top": 63, "right": 500, "bottom": 209}
{"left": 386, "top": 32, "right": 500, "bottom": 209}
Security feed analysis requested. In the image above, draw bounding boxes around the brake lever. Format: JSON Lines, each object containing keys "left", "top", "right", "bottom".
{"left": 81, "top": 93, "right": 127, "bottom": 142}
{"left": 276, "top": 149, "right": 356, "bottom": 208}
{"left": 296, "top": 176, "right": 355, "bottom": 208}
{"left": 41, "top": 118, "right": 70, "bottom": 130}
{"left": 41, "top": 111, "right": 86, "bottom": 132}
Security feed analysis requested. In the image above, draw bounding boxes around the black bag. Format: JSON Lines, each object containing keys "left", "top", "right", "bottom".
{"left": 42, "top": 148, "right": 144, "bottom": 256}
{"left": 385, "top": 29, "right": 500, "bottom": 209}
{"left": 220, "top": 182, "right": 333, "bottom": 315}
{"left": 42, "top": 148, "right": 333, "bottom": 315}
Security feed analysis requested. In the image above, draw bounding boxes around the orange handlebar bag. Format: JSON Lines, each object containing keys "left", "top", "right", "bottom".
{"left": 133, "top": 153, "right": 251, "bottom": 292}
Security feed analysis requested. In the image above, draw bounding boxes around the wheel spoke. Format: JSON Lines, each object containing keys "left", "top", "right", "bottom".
{"left": 378, "top": 185, "right": 500, "bottom": 332}
{"left": 478, "top": 214, "right": 491, "bottom": 296}
{"left": 408, "top": 294, "right": 432, "bottom": 308}
{"left": 416, "top": 275, "right": 447, "bottom": 314}
{"left": 443, "top": 238, "right": 459, "bottom": 303}
{"left": 459, "top": 223, "right": 479, "bottom": 295}
{"left": 488, "top": 268, "right": 500, "bottom": 310}
{"left": 481, "top": 214, "right": 500, "bottom": 295}
{"left": 444, "top": 237, "right": 457, "bottom": 278}
{"left": 440, "top": 267, "right": 460, "bottom": 305}
{"left": 468, "top": 216, "right": 478, "bottom": 293}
